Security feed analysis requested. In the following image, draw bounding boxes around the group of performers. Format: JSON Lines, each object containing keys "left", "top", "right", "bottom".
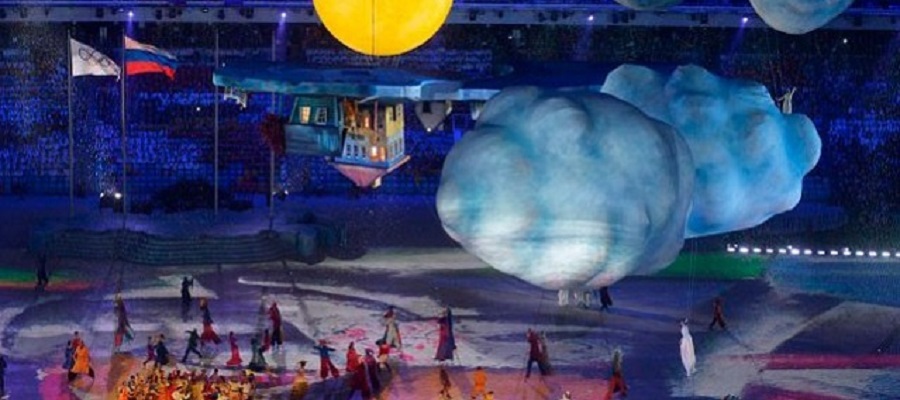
{"left": 108, "top": 296, "right": 285, "bottom": 399}
{"left": 117, "top": 367, "right": 257, "bottom": 400}
{"left": 58, "top": 274, "right": 675, "bottom": 400}
{"left": 94, "top": 281, "right": 413, "bottom": 399}
{"left": 103, "top": 291, "right": 639, "bottom": 399}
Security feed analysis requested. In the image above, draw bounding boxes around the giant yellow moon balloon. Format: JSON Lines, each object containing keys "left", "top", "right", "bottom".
{"left": 314, "top": 0, "right": 453, "bottom": 56}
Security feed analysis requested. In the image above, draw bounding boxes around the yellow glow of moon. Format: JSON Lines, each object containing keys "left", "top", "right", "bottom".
{"left": 313, "top": 0, "right": 453, "bottom": 56}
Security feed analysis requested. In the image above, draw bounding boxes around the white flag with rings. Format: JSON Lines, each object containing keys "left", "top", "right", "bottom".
{"left": 70, "top": 38, "right": 120, "bottom": 78}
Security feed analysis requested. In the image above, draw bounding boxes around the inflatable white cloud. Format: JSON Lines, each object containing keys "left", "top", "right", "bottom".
{"left": 614, "top": 0, "right": 682, "bottom": 10}
{"left": 437, "top": 87, "right": 694, "bottom": 290}
{"left": 750, "top": 0, "right": 853, "bottom": 34}
{"left": 601, "top": 64, "right": 821, "bottom": 238}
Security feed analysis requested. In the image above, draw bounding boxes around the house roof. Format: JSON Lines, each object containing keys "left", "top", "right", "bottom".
{"left": 213, "top": 62, "right": 462, "bottom": 101}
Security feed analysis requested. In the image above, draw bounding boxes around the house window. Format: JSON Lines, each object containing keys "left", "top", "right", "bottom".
{"left": 299, "top": 106, "right": 311, "bottom": 124}
{"left": 314, "top": 107, "right": 328, "bottom": 125}
{"left": 391, "top": 106, "right": 398, "bottom": 122}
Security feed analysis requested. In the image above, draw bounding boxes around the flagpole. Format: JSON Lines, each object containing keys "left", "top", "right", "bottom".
{"left": 269, "top": 29, "right": 276, "bottom": 231}
{"left": 120, "top": 32, "right": 128, "bottom": 229}
{"left": 214, "top": 27, "right": 219, "bottom": 217}
{"left": 67, "top": 29, "right": 74, "bottom": 218}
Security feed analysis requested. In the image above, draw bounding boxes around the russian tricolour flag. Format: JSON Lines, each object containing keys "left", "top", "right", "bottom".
{"left": 124, "top": 36, "right": 177, "bottom": 79}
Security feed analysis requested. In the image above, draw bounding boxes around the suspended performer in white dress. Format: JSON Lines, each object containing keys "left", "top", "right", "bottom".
{"left": 777, "top": 87, "right": 797, "bottom": 114}
{"left": 679, "top": 320, "right": 697, "bottom": 377}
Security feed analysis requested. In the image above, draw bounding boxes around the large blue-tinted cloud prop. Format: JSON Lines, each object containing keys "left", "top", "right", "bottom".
{"left": 613, "top": 0, "right": 681, "bottom": 10}
{"left": 437, "top": 87, "right": 694, "bottom": 290}
{"left": 601, "top": 64, "right": 821, "bottom": 238}
{"left": 750, "top": 0, "right": 853, "bottom": 34}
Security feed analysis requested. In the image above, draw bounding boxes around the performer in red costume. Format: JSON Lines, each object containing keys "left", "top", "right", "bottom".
{"left": 603, "top": 349, "right": 628, "bottom": 400}
{"left": 199, "top": 298, "right": 222, "bottom": 345}
{"left": 268, "top": 302, "right": 284, "bottom": 351}
{"left": 226, "top": 331, "right": 242, "bottom": 368}
{"left": 347, "top": 353, "right": 372, "bottom": 399}
{"left": 346, "top": 342, "right": 360, "bottom": 373}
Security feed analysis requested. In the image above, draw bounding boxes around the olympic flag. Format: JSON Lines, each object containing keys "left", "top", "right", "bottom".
{"left": 70, "top": 38, "right": 120, "bottom": 77}
{"left": 66, "top": 36, "right": 120, "bottom": 217}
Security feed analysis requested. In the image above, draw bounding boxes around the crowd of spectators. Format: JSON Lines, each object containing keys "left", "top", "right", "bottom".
{"left": 1, "top": 22, "right": 900, "bottom": 208}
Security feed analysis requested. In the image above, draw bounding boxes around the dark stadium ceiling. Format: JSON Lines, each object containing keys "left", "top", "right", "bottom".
{"left": 0, "top": 1, "right": 898, "bottom": 30}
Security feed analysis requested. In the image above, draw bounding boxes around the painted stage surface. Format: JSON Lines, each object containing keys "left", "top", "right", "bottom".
{"left": 2, "top": 248, "right": 900, "bottom": 399}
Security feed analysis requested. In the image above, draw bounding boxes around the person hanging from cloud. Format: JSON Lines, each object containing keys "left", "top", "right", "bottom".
{"left": 777, "top": 87, "right": 797, "bottom": 114}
